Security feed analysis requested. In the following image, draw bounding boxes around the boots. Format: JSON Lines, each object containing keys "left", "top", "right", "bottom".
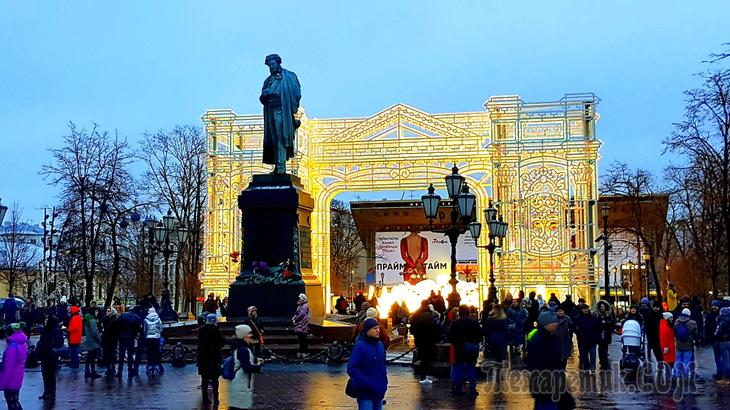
{"left": 201, "top": 389, "right": 210, "bottom": 405}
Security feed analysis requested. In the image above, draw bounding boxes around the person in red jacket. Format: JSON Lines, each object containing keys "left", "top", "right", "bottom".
{"left": 659, "top": 311, "right": 676, "bottom": 369}
{"left": 68, "top": 305, "right": 83, "bottom": 369}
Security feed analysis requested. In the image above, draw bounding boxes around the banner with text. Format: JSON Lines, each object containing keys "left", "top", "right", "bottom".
{"left": 375, "top": 231, "right": 477, "bottom": 284}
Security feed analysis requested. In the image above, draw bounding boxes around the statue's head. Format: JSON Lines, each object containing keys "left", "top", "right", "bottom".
{"left": 265, "top": 54, "right": 282, "bottom": 75}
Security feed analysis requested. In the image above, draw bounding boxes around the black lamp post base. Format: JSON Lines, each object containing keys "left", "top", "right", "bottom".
{"left": 488, "top": 285, "right": 497, "bottom": 302}
{"left": 158, "top": 288, "right": 179, "bottom": 322}
{"left": 447, "top": 292, "right": 461, "bottom": 311}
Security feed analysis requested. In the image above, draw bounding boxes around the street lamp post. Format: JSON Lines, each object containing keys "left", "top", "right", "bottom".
{"left": 153, "top": 210, "right": 188, "bottom": 322}
{"left": 643, "top": 253, "right": 651, "bottom": 299}
{"left": 469, "top": 202, "right": 508, "bottom": 302}
{"left": 627, "top": 261, "right": 635, "bottom": 304}
{"left": 421, "top": 165, "right": 477, "bottom": 310}
{"left": 612, "top": 266, "right": 618, "bottom": 306}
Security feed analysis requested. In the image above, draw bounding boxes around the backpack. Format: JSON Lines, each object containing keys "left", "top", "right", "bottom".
{"left": 674, "top": 321, "right": 690, "bottom": 342}
{"left": 221, "top": 355, "right": 237, "bottom": 380}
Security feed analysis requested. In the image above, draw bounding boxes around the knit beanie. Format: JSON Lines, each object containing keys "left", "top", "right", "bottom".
{"left": 148, "top": 307, "right": 156, "bottom": 314}
{"left": 366, "top": 307, "right": 378, "bottom": 318}
{"left": 235, "top": 324, "right": 252, "bottom": 339}
{"left": 681, "top": 308, "right": 691, "bottom": 317}
{"left": 662, "top": 312, "right": 673, "bottom": 320}
{"left": 206, "top": 313, "right": 218, "bottom": 324}
{"left": 537, "top": 311, "right": 558, "bottom": 328}
{"left": 362, "top": 318, "right": 379, "bottom": 334}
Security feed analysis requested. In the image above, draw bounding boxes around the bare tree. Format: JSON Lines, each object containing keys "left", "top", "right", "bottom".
{"left": 138, "top": 125, "right": 206, "bottom": 313}
{"left": 42, "top": 122, "right": 134, "bottom": 306}
{"left": 330, "top": 200, "right": 365, "bottom": 295}
{"left": 0, "top": 204, "right": 39, "bottom": 295}
{"left": 601, "top": 162, "right": 667, "bottom": 303}
{"left": 664, "top": 52, "right": 730, "bottom": 293}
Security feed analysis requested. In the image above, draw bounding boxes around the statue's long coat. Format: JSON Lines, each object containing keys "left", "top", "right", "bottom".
{"left": 260, "top": 68, "right": 301, "bottom": 165}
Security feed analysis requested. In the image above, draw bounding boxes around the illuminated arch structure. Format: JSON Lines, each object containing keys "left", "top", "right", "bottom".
{"left": 203, "top": 93, "right": 602, "bottom": 313}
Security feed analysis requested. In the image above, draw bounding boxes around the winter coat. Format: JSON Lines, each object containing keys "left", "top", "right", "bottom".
{"left": 0, "top": 331, "right": 28, "bottom": 390}
{"left": 506, "top": 306, "right": 528, "bottom": 346}
{"left": 666, "top": 289, "right": 677, "bottom": 311}
{"left": 704, "top": 310, "right": 719, "bottom": 343}
{"left": 555, "top": 315, "right": 574, "bottom": 361}
{"left": 527, "top": 298, "right": 540, "bottom": 329}
{"left": 228, "top": 339, "right": 261, "bottom": 409}
{"left": 242, "top": 316, "right": 264, "bottom": 341}
{"left": 689, "top": 301, "right": 704, "bottom": 338}
{"left": 144, "top": 312, "right": 163, "bottom": 339}
{"left": 117, "top": 312, "right": 143, "bottom": 340}
{"left": 526, "top": 328, "right": 562, "bottom": 371}
{"left": 55, "top": 303, "right": 70, "bottom": 326}
{"left": 673, "top": 315, "right": 698, "bottom": 352}
{"left": 292, "top": 301, "right": 310, "bottom": 333}
{"left": 659, "top": 319, "right": 676, "bottom": 364}
{"left": 594, "top": 301, "right": 615, "bottom": 345}
{"left": 196, "top": 324, "right": 225, "bottom": 377}
{"left": 447, "top": 317, "right": 482, "bottom": 363}
{"left": 715, "top": 308, "right": 730, "bottom": 343}
{"left": 37, "top": 316, "right": 64, "bottom": 363}
{"left": 644, "top": 309, "right": 662, "bottom": 345}
{"left": 68, "top": 306, "right": 83, "bottom": 345}
{"left": 1, "top": 298, "right": 19, "bottom": 323}
{"left": 202, "top": 299, "right": 218, "bottom": 315}
{"left": 80, "top": 316, "right": 102, "bottom": 352}
{"left": 347, "top": 334, "right": 388, "bottom": 401}
{"left": 410, "top": 308, "right": 439, "bottom": 347}
{"left": 574, "top": 312, "right": 601, "bottom": 349}
{"left": 484, "top": 316, "right": 510, "bottom": 359}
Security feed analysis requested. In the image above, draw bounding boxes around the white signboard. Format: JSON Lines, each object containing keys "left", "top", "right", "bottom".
{"left": 375, "top": 231, "right": 477, "bottom": 284}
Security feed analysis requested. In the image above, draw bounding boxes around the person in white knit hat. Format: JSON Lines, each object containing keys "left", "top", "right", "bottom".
{"left": 229, "top": 324, "right": 264, "bottom": 410}
{"left": 673, "top": 308, "right": 698, "bottom": 379}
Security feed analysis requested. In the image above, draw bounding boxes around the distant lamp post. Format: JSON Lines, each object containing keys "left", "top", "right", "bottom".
{"left": 627, "top": 261, "right": 635, "bottom": 303}
{"left": 0, "top": 198, "right": 8, "bottom": 225}
{"left": 470, "top": 201, "right": 509, "bottom": 302}
{"left": 154, "top": 210, "right": 188, "bottom": 322}
{"left": 597, "top": 204, "right": 611, "bottom": 301}
{"left": 421, "top": 165, "right": 476, "bottom": 310}
{"left": 643, "top": 253, "right": 651, "bottom": 299}
{"left": 612, "top": 266, "right": 618, "bottom": 305}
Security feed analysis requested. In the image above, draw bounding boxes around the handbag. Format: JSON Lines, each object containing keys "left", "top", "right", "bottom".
{"left": 345, "top": 378, "right": 358, "bottom": 398}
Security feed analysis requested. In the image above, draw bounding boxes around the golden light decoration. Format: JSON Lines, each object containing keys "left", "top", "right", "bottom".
{"left": 202, "top": 94, "right": 602, "bottom": 313}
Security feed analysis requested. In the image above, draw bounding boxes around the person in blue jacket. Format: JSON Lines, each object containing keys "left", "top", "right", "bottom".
{"left": 347, "top": 317, "right": 388, "bottom": 410}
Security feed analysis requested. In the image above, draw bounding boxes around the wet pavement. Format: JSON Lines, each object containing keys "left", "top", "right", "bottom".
{"left": 7, "top": 341, "right": 730, "bottom": 409}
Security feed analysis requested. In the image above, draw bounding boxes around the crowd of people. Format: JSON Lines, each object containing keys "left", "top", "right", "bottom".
{"left": 344, "top": 288, "right": 730, "bottom": 409}
{"left": 2, "top": 288, "right": 730, "bottom": 409}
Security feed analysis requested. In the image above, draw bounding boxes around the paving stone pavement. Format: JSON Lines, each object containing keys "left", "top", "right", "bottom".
{"left": 5, "top": 341, "right": 730, "bottom": 409}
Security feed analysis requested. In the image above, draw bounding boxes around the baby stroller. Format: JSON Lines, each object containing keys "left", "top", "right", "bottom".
{"left": 620, "top": 319, "right": 644, "bottom": 374}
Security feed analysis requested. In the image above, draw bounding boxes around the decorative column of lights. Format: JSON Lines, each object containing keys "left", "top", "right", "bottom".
{"left": 468, "top": 201, "right": 508, "bottom": 302}
{"left": 0, "top": 198, "right": 8, "bottom": 225}
{"left": 421, "top": 165, "right": 476, "bottom": 310}
{"left": 153, "top": 210, "right": 188, "bottom": 321}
